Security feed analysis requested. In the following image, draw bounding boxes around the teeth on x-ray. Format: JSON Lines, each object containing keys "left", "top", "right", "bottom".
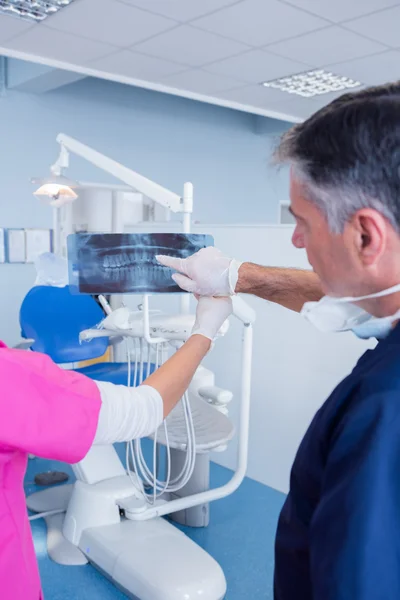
{"left": 67, "top": 233, "right": 214, "bottom": 295}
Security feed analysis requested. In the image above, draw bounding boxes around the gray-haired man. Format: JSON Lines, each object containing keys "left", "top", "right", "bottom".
{"left": 157, "top": 82, "right": 400, "bottom": 600}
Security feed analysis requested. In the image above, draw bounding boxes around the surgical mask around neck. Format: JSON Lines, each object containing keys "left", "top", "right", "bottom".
{"left": 300, "top": 283, "right": 400, "bottom": 340}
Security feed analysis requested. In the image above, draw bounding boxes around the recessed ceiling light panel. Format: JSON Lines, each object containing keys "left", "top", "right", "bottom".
{"left": 262, "top": 69, "right": 362, "bottom": 98}
{"left": 0, "top": 0, "right": 76, "bottom": 23}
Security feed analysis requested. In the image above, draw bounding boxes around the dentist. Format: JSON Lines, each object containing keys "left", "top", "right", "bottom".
{"left": 0, "top": 296, "right": 232, "bottom": 600}
{"left": 157, "top": 81, "right": 400, "bottom": 600}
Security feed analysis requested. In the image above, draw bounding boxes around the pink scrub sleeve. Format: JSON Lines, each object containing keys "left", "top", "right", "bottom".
{"left": 0, "top": 345, "right": 101, "bottom": 462}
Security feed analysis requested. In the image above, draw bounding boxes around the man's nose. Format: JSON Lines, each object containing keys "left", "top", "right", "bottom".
{"left": 292, "top": 227, "right": 304, "bottom": 249}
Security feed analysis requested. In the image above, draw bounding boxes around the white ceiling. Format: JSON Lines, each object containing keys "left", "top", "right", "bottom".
{"left": 1, "top": 0, "right": 400, "bottom": 122}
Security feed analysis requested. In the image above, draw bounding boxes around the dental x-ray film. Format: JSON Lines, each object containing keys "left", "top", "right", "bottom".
{"left": 67, "top": 232, "right": 214, "bottom": 294}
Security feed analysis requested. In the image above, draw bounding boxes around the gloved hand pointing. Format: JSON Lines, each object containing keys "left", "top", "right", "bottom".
{"left": 191, "top": 296, "right": 233, "bottom": 341}
{"left": 156, "top": 247, "right": 242, "bottom": 296}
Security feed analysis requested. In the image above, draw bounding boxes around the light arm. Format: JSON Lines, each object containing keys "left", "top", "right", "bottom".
{"left": 55, "top": 133, "right": 184, "bottom": 213}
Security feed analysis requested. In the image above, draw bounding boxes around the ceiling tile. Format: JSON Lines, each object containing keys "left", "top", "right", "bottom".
{"left": 44, "top": 0, "right": 176, "bottom": 47}
{"left": 0, "top": 15, "right": 33, "bottom": 43}
{"left": 90, "top": 49, "right": 185, "bottom": 80}
{"left": 218, "top": 83, "right": 358, "bottom": 118}
{"left": 205, "top": 50, "right": 308, "bottom": 84}
{"left": 134, "top": 25, "right": 249, "bottom": 67}
{"left": 283, "top": 0, "right": 400, "bottom": 23}
{"left": 327, "top": 51, "right": 400, "bottom": 86}
{"left": 276, "top": 98, "right": 315, "bottom": 120}
{"left": 4, "top": 26, "right": 117, "bottom": 64}
{"left": 290, "top": 105, "right": 318, "bottom": 119}
{"left": 192, "top": 0, "right": 329, "bottom": 47}
{"left": 344, "top": 6, "right": 400, "bottom": 47}
{"left": 218, "top": 83, "right": 298, "bottom": 109}
{"left": 281, "top": 89, "right": 357, "bottom": 120}
{"left": 268, "top": 26, "right": 387, "bottom": 67}
{"left": 160, "top": 68, "right": 243, "bottom": 93}
{"left": 116, "top": 0, "right": 241, "bottom": 22}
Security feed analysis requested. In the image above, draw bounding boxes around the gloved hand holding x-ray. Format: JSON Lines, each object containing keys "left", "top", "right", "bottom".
{"left": 156, "top": 247, "right": 243, "bottom": 296}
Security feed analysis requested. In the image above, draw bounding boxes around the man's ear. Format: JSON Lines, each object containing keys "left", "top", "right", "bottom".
{"left": 352, "top": 209, "right": 387, "bottom": 267}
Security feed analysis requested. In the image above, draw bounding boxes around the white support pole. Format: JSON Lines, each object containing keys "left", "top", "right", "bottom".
{"left": 142, "top": 295, "right": 167, "bottom": 344}
{"left": 110, "top": 191, "right": 126, "bottom": 314}
{"left": 52, "top": 207, "right": 60, "bottom": 255}
{"left": 181, "top": 182, "right": 193, "bottom": 234}
{"left": 111, "top": 190, "right": 125, "bottom": 234}
{"left": 131, "top": 322, "right": 253, "bottom": 520}
{"left": 180, "top": 182, "right": 193, "bottom": 315}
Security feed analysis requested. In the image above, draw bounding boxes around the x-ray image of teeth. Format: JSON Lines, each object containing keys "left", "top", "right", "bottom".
{"left": 67, "top": 232, "right": 214, "bottom": 294}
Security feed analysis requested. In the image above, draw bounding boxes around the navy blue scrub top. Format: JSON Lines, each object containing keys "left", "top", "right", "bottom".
{"left": 274, "top": 323, "right": 400, "bottom": 600}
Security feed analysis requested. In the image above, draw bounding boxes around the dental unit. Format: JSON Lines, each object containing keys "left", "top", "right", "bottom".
{"left": 27, "top": 135, "right": 255, "bottom": 600}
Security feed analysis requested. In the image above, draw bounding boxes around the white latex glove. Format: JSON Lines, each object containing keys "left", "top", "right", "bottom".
{"left": 191, "top": 296, "right": 233, "bottom": 341}
{"left": 156, "top": 247, "right": 242, "bottom": 296}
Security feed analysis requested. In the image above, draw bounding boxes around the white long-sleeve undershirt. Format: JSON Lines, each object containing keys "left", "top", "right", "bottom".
{"left": 93, "top": 381, "right": 164, "bottom": 444}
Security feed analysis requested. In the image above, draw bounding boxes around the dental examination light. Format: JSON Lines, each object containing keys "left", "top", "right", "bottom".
{"left": 32, "top": 175, "right": 79, "bottom": 206}
{"left": 32, "top": 142, "right": 79, "bottom": 206}
{"left": 28, "top": 134, "right": 255, "bottom": 600}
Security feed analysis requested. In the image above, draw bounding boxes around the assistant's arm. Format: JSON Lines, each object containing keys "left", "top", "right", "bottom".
{"left": 156, "top": 247, "right": 323, "bottom": 313}
{"left": 0, "top": 297, "right": 231, "bottom": 460}
{"left": 93, "top": 334, "right": 212, "bottom": 444}
{"left": 94, "top": 295, "right": 231, "bottom": 444}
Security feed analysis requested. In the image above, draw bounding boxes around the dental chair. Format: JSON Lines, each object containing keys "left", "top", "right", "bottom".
{"left": 19, "top": 284, "right": 156, "bottom": 568}
{"left": 19, "top": 285, "right": 155, "bottom": 384}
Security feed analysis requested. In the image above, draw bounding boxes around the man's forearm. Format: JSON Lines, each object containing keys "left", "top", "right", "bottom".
{"left": 236, "top": 262, "right": 323, "bottom": 312}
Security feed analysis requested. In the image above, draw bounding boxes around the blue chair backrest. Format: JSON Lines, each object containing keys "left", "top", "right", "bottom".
{"left": 19, "top": 286, "right": 109, "bottom": 363}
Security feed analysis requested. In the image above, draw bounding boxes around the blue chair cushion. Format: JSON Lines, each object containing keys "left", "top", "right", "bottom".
{"left": 20, "top": 286, "right": 108, "bottom": 363}
{"left": 74, "top": 362, "right": 156, "bottom": 386}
